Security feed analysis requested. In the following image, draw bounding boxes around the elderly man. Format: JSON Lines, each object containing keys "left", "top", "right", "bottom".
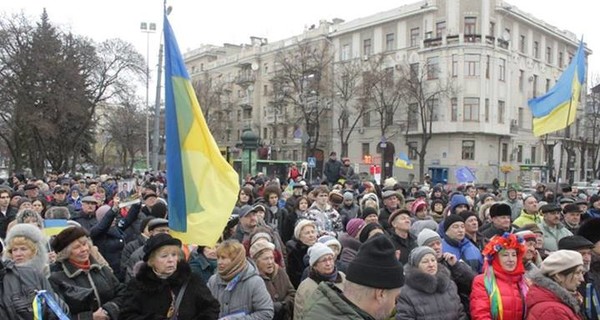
{"left": 563, "top": 203, "right": 583, "bottom": 234}
{"left": 481, "top": 203, "right": 515, "bottom": 238}
{"left": 72, "top": 195, "right": 100, "bottom": 231}
{"left": 387, "top": 209, "right": 417, "bottom": 265}
{"left": 379, "top": 190, "right": 402, "bottom": 231}
{"left": 513, "top": 195, "right": 540, "bottom": 228}
{"left": 538, "top": 203, "right": 573, "bottom": 252}
{"left": 303, "top": 235, "right": 404, "bottom": 320}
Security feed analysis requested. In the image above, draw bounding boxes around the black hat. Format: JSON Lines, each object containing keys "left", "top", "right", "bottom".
{"left": 578, "top": 218, "right": 600, "bottom": 245}
{"left": 51, "top": 226, "right": 89, "bottom": 253}
{"left": 489, "top": 203, "right": 512, "bottom": 218}
{"left": 361, "top": 206, "right": 379, "bottom": 220}
{"left": 346, "top": 234, "right": 404, "bottom": 289}
{"left": 459, "top": 210, "right": 480, "bottom": 225}
{"left": 563, "top": 203, "right": 582, "bottom": 214}
{"left": 359, "top": 222, "right": 383, "bottom": 243}
{"left": 558, "top": 235, "right": 595, "bottom": 251}
{"left": 562, "top": 186, "right": 573, "bottom": 193}
{"left": 443, "top": 214, "right": 465, "bottom": 232}
{"left": 23, "top": 183, "right": 38, "bottom": 191}
{"left": 143, "top": 233, "right": 182, "bottom": 262}
{"left": 559, "top": 197, "right": 574, "bottom": 204}
{"left": 53, "top": 186, "right": 66, "bottom": 194}
{"left": 540, "top": 204, "right": 562, "bottom": 214}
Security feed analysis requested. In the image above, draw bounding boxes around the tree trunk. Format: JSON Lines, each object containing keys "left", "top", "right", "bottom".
{"left": 341, "top": 142, "right": 348, "bottom": 158}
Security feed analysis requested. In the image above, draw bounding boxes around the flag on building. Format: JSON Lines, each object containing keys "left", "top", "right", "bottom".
{"left": 455, "top": 166, "right": 476, "bottom": 183}
{"left": 43, "top": 219, "right": 69, "bottom": 237}
{"left": 163, "top": 13, "right": 239, "bottom": 246}
{"left": 395, "top": 151, "right": 414, "bottom": 169}
{"left": 528, "top": 39, "right": 586, "bottom": 136}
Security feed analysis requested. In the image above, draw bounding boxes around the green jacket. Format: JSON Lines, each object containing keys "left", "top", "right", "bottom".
{"left": 303, "top": 282, "right": 375, "bottom": 320}
{"left": 513, "top": 210, "right": 542, "bottom": 228}
{"left": 538, "top": 220, "right": 573, "bottom": 252}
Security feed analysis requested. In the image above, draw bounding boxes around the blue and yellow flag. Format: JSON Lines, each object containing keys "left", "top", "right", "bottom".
{"left": 43, "top": 219, "right": 69, "bottom": 237}
{"left": 395, "top": 151, "right": 414, "bottom": 169}
{"left": 164, "top": 14, "right": 239, "bottom": 246}
{"left": 528, "top": 39, "right": 586, "bottom": 136}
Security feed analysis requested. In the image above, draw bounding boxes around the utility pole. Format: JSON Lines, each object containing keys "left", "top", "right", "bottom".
{"left": 152, "top": 43, "right": 164, "bottom": 172}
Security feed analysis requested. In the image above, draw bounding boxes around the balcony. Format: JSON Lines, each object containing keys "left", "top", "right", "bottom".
{"left": 238, "top": 96, "right": 252, "bottom": 109}
{"left": 235, "top": 73, "right": 256, "bottom": 85}
{"left": 464, "top": 34, "right": 482, "bottom": 43}
{"left": 423, "top": 37, "right": 443, "bottom": 48}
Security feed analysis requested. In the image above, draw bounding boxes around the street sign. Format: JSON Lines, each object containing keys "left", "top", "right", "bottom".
{"left": 307, "top": 157, "right": 316, "bottom": 168}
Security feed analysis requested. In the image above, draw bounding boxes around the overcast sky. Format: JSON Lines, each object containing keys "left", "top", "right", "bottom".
{"left": 1, "top": 0, "right": 596, "bottom": 97}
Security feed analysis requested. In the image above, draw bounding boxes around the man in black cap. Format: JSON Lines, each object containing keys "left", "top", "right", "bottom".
{"left": 72, "top": 195, "right": 100, "bottom": 231}
{"left": 539, "top": 203, "right": 573, "bottom": 252}
{"left": 379, "top": 190, "right": 402, "bottom": 231}
{"left": 304, "top": 235, "right": 404, "bottom": 319}
{"left": 323, "top": 152, "right": 342, "bottom": 186}
{"left": 563, "top": 203, "right": 583, "bottom": 234}
{"left": 481, "top": 203, "right": 515, "bottom": 239}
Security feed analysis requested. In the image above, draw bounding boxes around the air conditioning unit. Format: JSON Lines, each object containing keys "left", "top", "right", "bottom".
{"left": 358, "top": 128, "right": 365, "bottom": 134}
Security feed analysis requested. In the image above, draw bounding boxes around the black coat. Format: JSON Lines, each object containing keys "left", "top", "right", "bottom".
{"left": 120, "top": 262, "right": 220, "bottom": 320}
{"left": 90, "top": 210, "right": 126, "bottom": 281}
{"left": 387, "top": 231, "right": 417, "bottom": 265}
{"left": 49, "top": 258, "right": 125, "bottom": 319}
{"left": 285, "top": 239, "right": 309, "bottom": 289}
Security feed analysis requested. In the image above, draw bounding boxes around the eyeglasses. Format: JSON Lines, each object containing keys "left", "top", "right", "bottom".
{"left": 317, "top": 256, "right": 335, "bottom": 264}
{"left": 0, "top": 196, "right": 9, "bottom": 199}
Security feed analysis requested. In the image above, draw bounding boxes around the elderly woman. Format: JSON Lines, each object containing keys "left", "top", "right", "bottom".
{"left": 120, "top": 233, "right": 220, "bottom": 320}
{"left": 396, "top": 246, "right": 466, "bottom": 319}
{"left": 294, "top": 242, "right": 345, "bottom": 320}
{"left": 207, "top": 239, "right": 273, "bottom": 319}
{"left": 250, "top": 240, "right": 296, "bottom": 320}
{"left": 471, "top": 233, "right": 529, "bottom": 320}
{"left": 7, "top": 209, "right": 44, "bottom": 231}
{"left": 49, "top": 226, "right": 124, "bottom": 319}
{"left": 3, "top": 223, "right": 49, "bottom": 276}
{"left": 286, "top": 220, "right": 317, "bottom": 288}
{"left": 526, "top": 250, "right": 586, "bottom": 319}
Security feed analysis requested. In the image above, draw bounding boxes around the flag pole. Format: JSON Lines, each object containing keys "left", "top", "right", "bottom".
{"left": 553, "top": 96, "right": 574, "bottom": 203}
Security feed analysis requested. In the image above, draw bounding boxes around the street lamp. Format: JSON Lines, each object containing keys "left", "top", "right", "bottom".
{"left": 140, "top": 21, "right": 156, "bottom": 171}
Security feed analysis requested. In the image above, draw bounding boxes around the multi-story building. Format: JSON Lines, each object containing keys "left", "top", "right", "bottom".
{"left": 185, "top": 0, "right": 589, "bottom": 186}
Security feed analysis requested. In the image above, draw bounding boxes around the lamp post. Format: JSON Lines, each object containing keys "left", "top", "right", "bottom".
{"left": 140, "top": 21, "right": 156, "bottom": 171}
{"left": 380, "top": 137, "right": 387, "bottom": 180}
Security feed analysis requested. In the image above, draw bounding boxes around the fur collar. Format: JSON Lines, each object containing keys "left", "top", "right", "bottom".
{"left": 530, "top": 272, "right": 580, "bottom": 314}
{"left": 133, "top": 261, "right": 192, "bottom": 292}
{"left": 404, "top": 263, "right": 451, "bottom": 294}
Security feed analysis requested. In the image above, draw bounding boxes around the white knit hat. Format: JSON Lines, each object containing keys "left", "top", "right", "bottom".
{"left": 294, "top": 219, "right": 316, "bottom": 240}
{"left": 308, "top": 242, "right": 334, "bottom": 267}
{"left": 541, "top": 250, "right": 583, "bottom": 276}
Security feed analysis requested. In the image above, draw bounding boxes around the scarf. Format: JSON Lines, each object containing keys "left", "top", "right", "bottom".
{"left": 309, "top": 267, "right": 341, "bottom": 284}
{"left": 484, "top": 261, "right": 528, "bottom": 320}
{"left": 69, "top": 259, "right": 90, "bottom": 271}
{"left": 218, "top": 249, "right": 247, "bottom": 282}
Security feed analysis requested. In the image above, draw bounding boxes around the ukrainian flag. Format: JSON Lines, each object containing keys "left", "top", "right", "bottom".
{"left": 528, "top": 39, "right": 586, "bottom": 136}
{"left": 164, "top": 14, "right": 239, "bottom": 246}
{"left": 395, "top": 151, "right": 414, "bottom": 169}
{"left": 43, "top": 219, "right": 69, "bottom": 237}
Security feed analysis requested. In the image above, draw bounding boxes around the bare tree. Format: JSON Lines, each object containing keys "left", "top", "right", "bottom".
{"left": 397, "top": 58, "right": 456, "bottom": 182}
{"left": 193, "top": 72, "right": 230, "bottom": 142}
{"left": 333, "top": 60, "right": 365, "bottom": 157}
{"left": 585, "top": 79, "right": 600, "bottom": 178}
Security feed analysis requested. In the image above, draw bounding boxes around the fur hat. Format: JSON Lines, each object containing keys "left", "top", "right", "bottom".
{"left": 489, "top": 203, "right": 512, "bottom": 218}
{"left": 346, "top": 234, "right": 404, "bottom": 289}
{"left": 143, "top": 233, "right": 182, "bottom": 262}
{"left": 51, "top": 226, "right": 89, "bottom": 253}
{"left": 329, "top": 191, "right": 344, "bottom": 205}
{"left": 308, "top": 242, "right": 334, "bottom": 267}
{"left": 294, "top": 220, "right": 316, "bottom": 240}
{"left": 541, "top": 250, "right": 583, "bottom": 276}
{"left": 578, "top": 218, "right": 600, "bottom": 244}
{"left": 4, "top": 223, "right": 48, "bottom": 272}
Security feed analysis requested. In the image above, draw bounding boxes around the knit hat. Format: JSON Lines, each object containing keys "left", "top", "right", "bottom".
{"left": 346, "top": 234, "right": 404, "bottom": 289}
{"left": 361, "top": 207, "right": 379, "bottom": 220}
{"left": 343, "top": 192, "right": 354, "bottom": 201}
{"left": 308, "top": 242, "right": 334, "bottom": 267}
{"left": 459, "top": 210, "right": 479, "bottom": 224}
{"left": 578, "top": 218, "right": 600, "bottom": 244}
{"left": 346, "top": 218, "right": 366, "bottom": 238}
{"left": 514, "top": 230, "right": 537, "bottom": 242}
{"left": 489, "top": 203, "right": 512, "bottom": 218}
{"left": 408, "top": 246, "right": 436, "bottom": 267}
{"left": 95, "top": 205, "right": 112, "bottom": 222}
{"left": 359, "top": 223, "right": 384, "bottom": 243}
{"left": 318, "top": 235, "right": 342, "bottom": 252}
{"left": 143, "top": 233, "right": 182, "bottom": 262}
{"left": 417, "top": 228, "right": 442, "bottom": 246}
{"left": 558, "top": 236, "right": 595, "bottom": 251}
{"left": 559, "top": 197, "right": 574, "bottom": 205}
{"left": 147, "top": 218, "right": 169, "bottom": 231}
{"left": 294, "top": 220, "right": 316, "bottom": 240}
{"left": 410, "top": 219, "right": 438, "bottom": 237}
{"left": 249, "top": 240, "right": 275, "bottom": 259}
{"left": 388, "top": 209, "right": 411, "bottom": 225}
{"left": 540, "top": 250, "right": 583, "bottom": 276}
{"left": 51, "top": 226, "right": 89, "bottom": 253}
{"left": 443, "top": 214, "right": 465, "bottom": 232}
{"left": 410, "top": 199, "right": 428, "bottom": 214}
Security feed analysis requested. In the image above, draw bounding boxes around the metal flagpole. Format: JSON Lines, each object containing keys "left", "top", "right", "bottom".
{"left": 553, "top": 96, "right": 574, "bottom": 203}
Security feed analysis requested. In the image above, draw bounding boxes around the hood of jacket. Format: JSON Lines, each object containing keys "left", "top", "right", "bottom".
{"left": 528, "top": 271, "right": 581, "bottom": 315}
{"left": 449, "top": 194, "right": 469, "bottom": 213}
{"left": 404, "top": 263, "right": 451, "bottom": 294}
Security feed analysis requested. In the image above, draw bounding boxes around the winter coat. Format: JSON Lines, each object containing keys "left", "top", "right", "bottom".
{"left": 117, "top": 203, "right": 150, "bottom": 243}
{"left": 323, "top": 159, "right": 342, "bottom": 184}
{"left": 339, "top": 164, "right": 356, "bottom": 181}
{"left": 207, "top": 261, "right": 274, "bottom": 320}
{"left": 481, "top": 223, "right": 515, "bottom": 240}
{"left": 387, "top": 231, "right": 417, "bottom": 265}
{"left": 579, "top": 258, "right": 600, "bottom": 320}
{"left": 260, "top": 266, "right": 296, "bottom": 320}
{"left": 442, "top": 235, "right": 483, "bottom": 273}
{"left": 120, "top": 261, "right": 220, "bottom": 320}
{"left": 583, "top": 208, "right": 600, "bottom": 222}
{"left": 124, "top": 245, "right": 145, "bottom": 282}
{"left": 188, "top": 251, "right": 217, "bottom": 285}
{"left": 338, "top": 232, "right": 361, "bottom": 265}
{"left": 303, "top": 282, "right": 376, "bottom": 320}
{"left": 513, "top": 210, "right": 542, "bottom": 228}
{"left": 538, "top": 220, "right": 573, "bottom": 252}
{"left": 90, "top": 209, "right": 125, "bottom": 280}
{"left": 71, "top": 211, "right": 98, "bottom": 232}
{"left": 0, "top": 208, "right": 16, "bottom": 239}
{"left": 470, "top": 266, "right": 527, "bottom": 320}
{"left": 49, "top": 257, "right": 125, "bottom": 320}
{"left": 526, "top": 272, "right": 583, "bottom": 320}
{"left": 506, "top": 198, "right": 524, "bottom": 221}
{"left": 441, "top": 259, "right": 476, "bottom": 316}
{"left": 0, "top": 261, "right": 69, "bottom": 320}
{"left": 286, "top": 238, "right": 310, "bottom": 289}
{"left": 294, "top": 271, "right": 345, "bottom": 320}
{"left": 305, "top": 202, "right": 342, "bottom": 235}
{"left": 396, "top": 264, "right": 467, "bottom": 320}
{"left": 120, "top": 234, "right": 146, "bottom": 278}
{"left": 280, "top": 209, "right": 299, "bottom": 244}
{"left": 339, "top": 204, "right": 359, "bottom": 229}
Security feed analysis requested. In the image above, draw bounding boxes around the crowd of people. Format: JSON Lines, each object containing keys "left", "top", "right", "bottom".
{"left": 0, "top": 165, "right": 599, "bottom": 320}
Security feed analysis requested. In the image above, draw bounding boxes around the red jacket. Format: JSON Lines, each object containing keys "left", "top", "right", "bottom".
{"left": 526, "top": 274, "right": 582, "bottom": 320}
{"left": 471, "top": 268, "right": 527, "bottom": 320}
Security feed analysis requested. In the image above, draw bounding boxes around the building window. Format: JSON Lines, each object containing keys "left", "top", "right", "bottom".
{"left": 410, "top": 63, "right": 419, "bottom": 80}
{"left": 385, "top": 33, "right": 395, "bottom": 51}
{"left": 498, "top": 100, "right": 505, "bottom": 124}
{"left": 341, "top": 44, "right": 350, "bottom": 60}
{"left": 463, "top": 97, "right": 480, "bottom": 122}
{"left": 362, "top": 143, "right": 370, "bottom": 158}
{"left": 533, "top": 75, "right": 538, "bottom": 97}
{"left": 264, "top": 63, "right": 268, "bottom": 74}
{"left": 546, "top": 79, "right": 551, "bottom": 93}
{"left": 519, "top": 70, "right": 524, "bottom": 92}
{"left": 427, "top": 56, "right": 439, "bottom": 79}
{"left": 485, "top": 55, "right": 490, "bottom": 79}
{"left": 451, "top": 98, "right": 458, "bottom": 122}
{"left": 518, "top": 107, "right": 524, "bottom": 127}
{"left": 410, "top": 28, "right": 420, "bottom": 46}
{"left": 263, "top": 85, "right": 268, "bottom": 96}
{"left": 292, "top": 150, "right": 298, "bottom": 161}
{"left": 464, "top": 17, "right": 477, "bottom": 35}
{"left": 408, "top": 104, "right": 418, "bottom": 131}
{"left": 489, "top": 21, "right": 495, "bottom": 37}
{"left": 533, "top": 41, "right": 539, "bottom": 59}
{"left": 263, "top": 127, "right": 268, "bottom": 139}
{"left": 237, "top": 110, "right": 241, "bottom": 121}
{"left": 363, "top": 39, "right": 372, "bottom": 56}
{"left": 519, "top": 35, "right": 526, "bottom": 53}
{"left": 501, "top": 143, "right": 508, "bottom": 162}
{"left": 363, "top": 110, "right": 370, "bottom": 127}
{"left": 559, "top": 52, "right": 564, "bottom": 67}
{"left": 499, "top": 58, "right": 506, "bottom": 81}
{"left": 465, "top": 54, "right": 480, "bottom": 77}
{"left": 407, "top": 142, "right": 418, "bottom": 160}
{"left": 531, "top": 146, "right": 537, "bottom": 163}
{"left": 436, "top": 21, "right": 446, "bottom": 38}
{"left": 517, "top": 145, "right": 523, "bottom": 163}
{"left": 485, "top": 99, "right": 490, "bottom": 122}
{"left": 427, "top": 98, "right": 440, "bottom": 121}
{"left": 462, "top": 140, "right": 475, "bottom": 160}
{"left": 452, "top": 54, "right": 458, "bottom": 77}
{"left": 546, "top": 47, "right": 552, "bottom": 63}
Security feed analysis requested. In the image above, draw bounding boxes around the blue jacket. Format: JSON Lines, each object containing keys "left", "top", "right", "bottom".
{"left": 442, "top": 236, "right": 482, "bottom": 273}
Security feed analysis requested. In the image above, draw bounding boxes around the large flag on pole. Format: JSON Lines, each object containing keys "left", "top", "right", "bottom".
{"left": 395, "top": 151, "right": 414, "bottom": 169}
{"left": 163, "top": 14, "right": 239, "bottom": 246}
{"left": 528, "top": 39, "right": 586, "bottom": 136}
